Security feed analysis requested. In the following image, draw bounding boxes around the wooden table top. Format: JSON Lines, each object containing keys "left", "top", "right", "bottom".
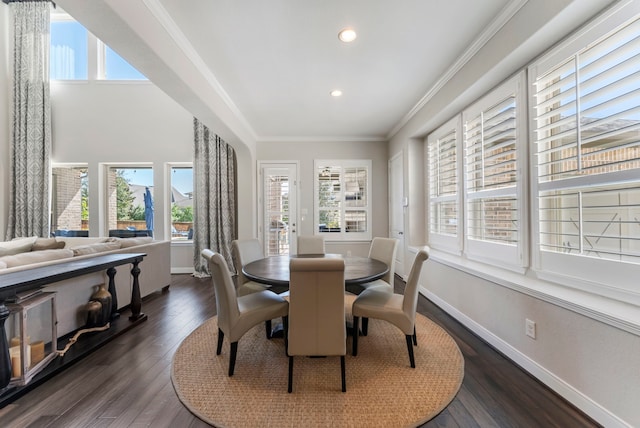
{"left": 242, "top": 254, "right": 388, "bottom": 289}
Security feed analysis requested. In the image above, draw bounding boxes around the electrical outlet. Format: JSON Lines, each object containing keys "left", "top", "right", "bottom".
{"left": 525, "top": 319, "right": 536, "bottom": 339}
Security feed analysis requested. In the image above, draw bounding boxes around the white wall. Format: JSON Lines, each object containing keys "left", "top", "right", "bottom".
{"left": 0, "top": 5, "right": 10, "bottom": 240}
{"left": 50, "top": 81, "right": 197, "bottom": 272}
{"left": 256, "top": 140, "right": 389, "bottom": 256}
{"left": 390, "top": 1, "right": 639, "bottom": 426}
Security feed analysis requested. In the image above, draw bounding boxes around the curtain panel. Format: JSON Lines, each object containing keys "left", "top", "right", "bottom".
{"left": 193, "top": 118, "right": 238, "bottom": 276}
{"left": 6, "top": 0, "right": 51, "bottom": 240}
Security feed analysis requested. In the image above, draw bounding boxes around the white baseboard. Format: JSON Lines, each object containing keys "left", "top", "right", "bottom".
{"left": 171, "top": 267, "right": 194, "bottom": 274}
{"left": 420, "top": 287, "right": 631, "bottom": 428}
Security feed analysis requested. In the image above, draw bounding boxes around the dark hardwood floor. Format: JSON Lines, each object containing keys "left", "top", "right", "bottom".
{"left": 0, "top": 274, "right": 600, "bottom": 427}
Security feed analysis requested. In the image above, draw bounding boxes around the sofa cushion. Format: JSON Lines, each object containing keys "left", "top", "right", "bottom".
{"left": 0, "top": 249, "right": 74, "bottom": 268}
{"left": 71, "top": 241, "right": 122, "bottom": 256}
{"left": 31, "top": 237, "right": 66, "bottom": 251}
{"left": 0, "top": 236, "right": 38, "bottom": 256}
{"left": 117, "top": 236, "right": 154, "bottom": 248}
{"left": 0, "top": 260, "right": 7, "bottom": 270}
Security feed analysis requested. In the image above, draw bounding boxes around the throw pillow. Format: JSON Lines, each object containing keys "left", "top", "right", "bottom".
{"left": 31, "top": 238, "right": 66, "bottom": 251}
{"left": 0, "top": 236, "right": 38, "bottom": 257}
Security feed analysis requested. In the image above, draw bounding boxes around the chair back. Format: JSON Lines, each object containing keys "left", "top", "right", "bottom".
{"left": 368, "top": 237, "right": 398, "bottom": 284}
{"left": 288, "top": 257, "right": 345, "bottom": 356}
{"left": 297, "top": 235, "right": 325, "bottom": 255}
{"left": 231, "top": 239, "right": 264, "bottom": 285}
{"left": 402, "top": 247, "right": 430, "bottom": 320}
{"left": 202, "top": 249, "right": 241, "bottom": 335}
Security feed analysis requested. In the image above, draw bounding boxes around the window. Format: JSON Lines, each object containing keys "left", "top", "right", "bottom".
{"left": 102, "top": 44, "right": 147, "bottom": 80}
{"left": 106, "top": 166, "right": 154, "bottom": 236}
{"left": 529, "top": 3, "right": 640, "bottom": 294}
{"left": 51, "top": 165, "right": 89, "bottom": 235}
{"left": 427, "top": 116, "right": 462, "bottom": 253}
{"left": 50, "top": 19, "right": 88, "bottom": 80}
{"left": 463, "top": 73, "right": 527, "bottom": 269}
{"left": 170, "top": 165, "right": 193, "bottom": 241}
{"left": 50, "top": 10, "right": 147, "bottom": 81}
{"left": 315, "top": 160, "right": 371, "bottom": 241}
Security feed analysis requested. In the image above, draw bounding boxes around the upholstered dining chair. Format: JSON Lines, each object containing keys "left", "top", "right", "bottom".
{"left": 231, "top": 239, "right": 269, "bottom": 296}
{"left": 202, "top": 249, "right": 289, "bottom": 376}
{"left": 296, "top": 235, "right": 325, "bottom": 255}
{"left": 287, "top": 257, "right": 346, "bottom": 393}
{"left": 351, "top": 247, "right": 429, "bottom": 368}
{"left": 362, "top": 237, "right": 398, "bottom": 291}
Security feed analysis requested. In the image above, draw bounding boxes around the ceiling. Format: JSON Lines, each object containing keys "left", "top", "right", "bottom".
{"left": 55, "top": 0, "right": 514, "bottom": 143}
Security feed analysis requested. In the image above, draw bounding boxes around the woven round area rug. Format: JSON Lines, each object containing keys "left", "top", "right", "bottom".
{"left": 171, "top": 313, "right": 464, "bottom": 427}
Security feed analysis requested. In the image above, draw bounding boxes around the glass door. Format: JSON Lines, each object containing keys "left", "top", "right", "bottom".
{"left": 259, "top": 163, "right": 298, "bottom": 256}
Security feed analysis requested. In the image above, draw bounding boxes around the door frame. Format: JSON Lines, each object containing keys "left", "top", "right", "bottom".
{"left": 257, "top": 161, "right": 299, "bottom": 255}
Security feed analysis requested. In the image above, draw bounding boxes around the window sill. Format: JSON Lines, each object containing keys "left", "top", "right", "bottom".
{"left": 412, "top": 246, "right": 640, "bottom": 337}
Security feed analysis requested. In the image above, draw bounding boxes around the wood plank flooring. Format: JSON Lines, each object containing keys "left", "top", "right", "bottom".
{"left": 0, "top": 274, "right": 601, "bottom": 427}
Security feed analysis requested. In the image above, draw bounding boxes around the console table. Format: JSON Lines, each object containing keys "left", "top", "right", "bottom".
{"left": 0, "top": 253, "right": 146, "bottom": 392}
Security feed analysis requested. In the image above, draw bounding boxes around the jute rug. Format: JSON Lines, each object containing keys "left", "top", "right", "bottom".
{"left": 171, "top": 313, "right": 464, "bottom": 427}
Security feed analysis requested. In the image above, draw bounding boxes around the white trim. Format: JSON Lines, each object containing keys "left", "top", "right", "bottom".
{"left": 422, "top": 287, "right": 634, "bottom": 428}
{"left": 141, "top": 0, "right": 258, "bottom": 142}
{"left": 171, "top": 267, "right": 195, "bottom": 275}
{"left": 429, "top": 249, "right": 640, "bottom": 337}
{"left": 387, "top": 0, "right": 529, "bottom": 139}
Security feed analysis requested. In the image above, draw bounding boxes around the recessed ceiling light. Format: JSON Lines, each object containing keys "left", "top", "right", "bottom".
{"left": 330, "top": 90, "right": 343, "bottom": 97}
{"left": 338, "top": 28, "right": 357, "bottom": 43}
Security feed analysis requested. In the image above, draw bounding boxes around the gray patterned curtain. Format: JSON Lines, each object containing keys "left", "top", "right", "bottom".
{"left": 193, "top": 118, "right": 237, "bottom": 277}
{"left": 6, "top": 1, "right": 51, "bottom": 240}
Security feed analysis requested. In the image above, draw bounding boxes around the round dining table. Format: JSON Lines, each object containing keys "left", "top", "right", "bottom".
{"left": 242, "top": 254, "right": 389, "bottom": 294}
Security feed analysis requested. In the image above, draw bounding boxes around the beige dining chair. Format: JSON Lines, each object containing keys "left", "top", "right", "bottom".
{"left": 202, "top": 249, "right": 289, "bottom": 376}
{"left": 287, "top": 257, "right": 346, "bottom": 393}
{"left": 297, "top": 235, "right": 325, "bottom": 255}
{"left": 351, "top": 247, "right": 429, "bottom": 368}
{"left": 362, "top": 237, "right": 398, "bottom": 291}
{"left": 231, "top": 239, "right": 270, "bottom": 296}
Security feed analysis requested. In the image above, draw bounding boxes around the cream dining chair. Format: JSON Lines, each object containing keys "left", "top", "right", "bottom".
{"left": 296, "top": 235, "right": 325, "bottom": 255}
{"left": 362, "top": 237, "right": 398, "bottom": 291}
{"left": 351, "top": 247, "right": 429, "bottom": 368}
{"left": 287, "top": 257, "right": 346, "bottom": 393}
{"left": 231, "top": 239, "right": 269, "bottom": 296}
{"left": 202, "top": 249, "right": 289, "bottom": 376}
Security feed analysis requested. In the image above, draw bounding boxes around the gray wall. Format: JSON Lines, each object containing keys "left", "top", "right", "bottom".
{"left": 389, "top": 1, "right": 639, "bottom": 426}
{"left": 256, "top": 140, "right": 389, "bottom": 256}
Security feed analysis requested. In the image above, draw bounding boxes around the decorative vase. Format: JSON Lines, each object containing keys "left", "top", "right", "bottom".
{"left": 90, "top": 284, "right": 112, "bottom": 326}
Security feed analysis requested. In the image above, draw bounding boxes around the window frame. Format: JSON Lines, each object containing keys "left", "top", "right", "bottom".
{"left": 50, "top": 163, "right": 90, "bottom": 235}
{"left": 314, "top": 159, "right": 372, "bottom": 241}
{"left": 426, "top": 115, "right": 463, "bottom": 255}
{"left": 528, "top": 1, "right": 640, "bottom": 301}
{"left": 462, "top": 72, "right": 528, "bottom": 272}
{"left": 167, "top": 162, "right": 194, "bottom": 243}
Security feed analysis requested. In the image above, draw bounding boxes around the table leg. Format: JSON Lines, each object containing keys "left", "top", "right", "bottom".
{"left": 106, "top": 267, "right": 120, "bottom": 320}
{"left": 0, "top": 303, "right": 12, "bottom": 388}
{"left": 129, "top": 261, "right": 144, "bottom": 321}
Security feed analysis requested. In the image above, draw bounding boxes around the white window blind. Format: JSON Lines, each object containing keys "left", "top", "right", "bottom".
{"left": 427, "top": 116, "right": 461, "bottom": 253}
{"left": 533, "top": 15, "right": 640, "bottom": 266}
{"left": 315, "top": 160, "right": 371, "bottom": 241}
{"left": 463, "top": 73, "right": 526, "bottom": 269}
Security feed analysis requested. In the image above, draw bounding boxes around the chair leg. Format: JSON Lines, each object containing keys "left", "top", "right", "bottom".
{"left": 265, "top": 319, "right": 272, "bottom": 339}
{"left": 229, "top": 341, "right": 238, "bottom": 376}
{"left": 413, "top": 326, "right": 417, "bottom": 346}
{"left": 352, "top": 316, "right": 359, "bottom": 356}
{"left": 216, "top": 328, "right": 224, "bottom": 355}
{"left": 283, "top": 316, "right": 289, "bottom": 356}
{"left": 340, "top": 355, "right": 346, "bottom": 392}
{"left": 288, "top": 355, "right": 294, "bottom": 393}
{"left": 405, "top": 335, "right": 415, "bottom": 368}
{"left": 362, "top": 317, "right": 369, "bottom": 336}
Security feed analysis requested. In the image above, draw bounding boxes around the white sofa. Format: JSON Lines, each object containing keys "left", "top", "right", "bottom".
{"left": 0, "top": 236, "right": 171, "bottom": 337}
